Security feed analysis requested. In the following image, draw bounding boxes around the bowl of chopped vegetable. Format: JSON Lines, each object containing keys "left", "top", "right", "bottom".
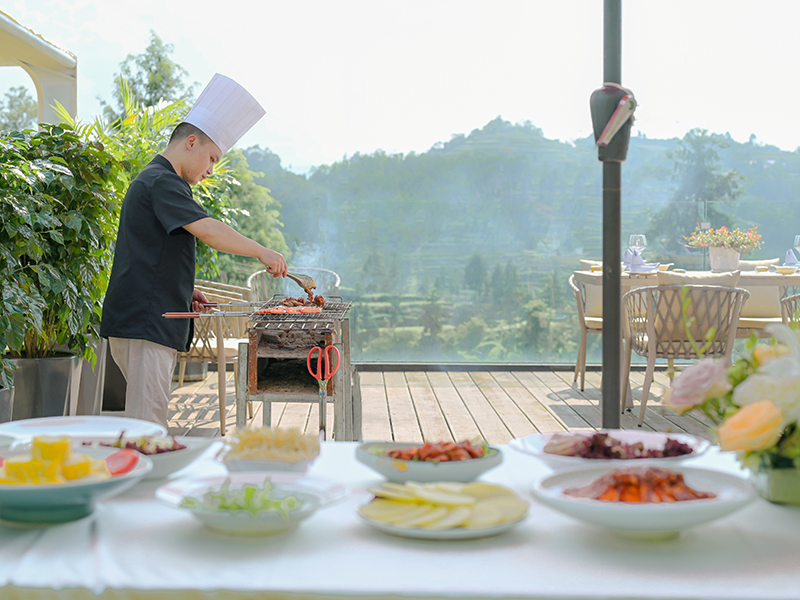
{"left": 509, "top": 430, "right": 710, "bottom": 471}
{"left": 156, "top": 473, "right": 345, "bottom": 536}
{"left": 355, "top": 441, "right": 503, "bottom": 483}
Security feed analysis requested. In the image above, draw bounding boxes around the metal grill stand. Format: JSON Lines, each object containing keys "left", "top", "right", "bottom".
{"left": 234, "top": 297, "right": 361, "bottom": 441}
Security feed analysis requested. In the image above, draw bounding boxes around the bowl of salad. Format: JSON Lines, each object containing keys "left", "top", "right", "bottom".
{"left": 355, "top": 440, "right": 503, "bottom": 483}
{"left": 68, "top": 434, "right": 215, "bottom": 480}
{"left": 156, "top": 473, "right": 345, "bottom": 536}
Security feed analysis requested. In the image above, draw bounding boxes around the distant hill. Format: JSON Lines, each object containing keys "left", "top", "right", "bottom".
{"left": 244, "top": 118, "right": 800, "bottom": 296}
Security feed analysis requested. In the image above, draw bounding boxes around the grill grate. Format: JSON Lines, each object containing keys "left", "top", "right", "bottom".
{"left": 248, "top": 295, "right": 352, "bottom": 328}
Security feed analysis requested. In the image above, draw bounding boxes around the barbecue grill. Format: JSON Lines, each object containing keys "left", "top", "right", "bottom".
{"left": 233, "top": 295, "right": 360, "bottom": 441}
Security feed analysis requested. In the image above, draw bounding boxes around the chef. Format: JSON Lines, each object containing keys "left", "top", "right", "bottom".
{"left": 100, "top": 73, "right": 287, "bottom": 427}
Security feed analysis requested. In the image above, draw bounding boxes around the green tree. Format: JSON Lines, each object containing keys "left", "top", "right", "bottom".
{"left": 647, "top": 128, "right": 744, "bottom": 254}
{"left": 0, "top": 86, "right": 37, "bottom": 131}
{"left": 100, "top": 30, "right": 197, "bottom": 123}
{"left": 464, "top": 252, "right": 487, "bottom": 294}
{"left": 210, "top": 151, "right": 289, "bottom": 285}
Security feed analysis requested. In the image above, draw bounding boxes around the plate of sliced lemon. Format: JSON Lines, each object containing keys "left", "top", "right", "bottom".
{"left": 358, "top": 481, "right": 528, "bottom": 540}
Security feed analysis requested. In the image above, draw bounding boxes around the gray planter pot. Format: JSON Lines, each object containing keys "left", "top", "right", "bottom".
{"left": 0, "top": 387, "right": 13, "bottom": 424}
{"left": 7, "top": 354, "right": 83, "bottom": 421}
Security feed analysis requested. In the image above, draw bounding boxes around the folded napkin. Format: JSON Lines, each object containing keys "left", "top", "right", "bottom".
{"left": 623, "top": 249, "right": 659, "bottom": 272}
{"left": 785, "top": 250, "right": 800, "bottom": 267}
{"left": 623, "top": 248, "right": 645, "bottom": 269}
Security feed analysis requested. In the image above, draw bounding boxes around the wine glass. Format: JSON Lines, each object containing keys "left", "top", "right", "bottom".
{"left": 629, "top": 234, "right": 647, "bottom": 256}
{"left": 793, "top": 235, "right": 800, "bottom": 259}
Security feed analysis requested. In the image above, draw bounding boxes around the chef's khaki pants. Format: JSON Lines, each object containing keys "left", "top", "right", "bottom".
{"left": 108, "top": 338, "right": 177, "bottom": 428}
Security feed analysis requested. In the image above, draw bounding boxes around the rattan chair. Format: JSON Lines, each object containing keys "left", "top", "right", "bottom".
{"left": 621, "top": 284, "right": 749, "bottom": 426}
{"left": 569, "top": 274, "right": 602, "bottom": 391}
{"left": 781, "top": 292, "right": 800, "bottom": 328}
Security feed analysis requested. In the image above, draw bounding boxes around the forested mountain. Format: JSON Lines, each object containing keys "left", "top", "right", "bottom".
{"left": 241, "top": 119, "right": 800, "bottom": 363}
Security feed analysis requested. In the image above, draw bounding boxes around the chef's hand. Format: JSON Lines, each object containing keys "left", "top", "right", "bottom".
{"left": 192, "top": 289, "right": 210, "bottom": 313}
{"left": 261, "top": 249, "right": 288, "bottom": 278}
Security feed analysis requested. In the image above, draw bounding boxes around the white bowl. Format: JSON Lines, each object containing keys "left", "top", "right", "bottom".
{"left": 66, "top": 436, "right": 215, "bottom": 480}
{"left": 220, "top": 457, "right": 317, "bottom": 474}
{"left": 509, "top": 430, "right": 710, "bottom": 471}
{"left": 0, "top": 446, "right": 152, "bottom": 523}
{"left": 156, "top": 473, "right": 345, "bottom": 536}
{"left": 0, "top": 416, "right": 166, "bottom": 441}
{"left": 531, "top": 465, "right": 755, "bottom": 540}
{"left": 777, "top": 266, "right": 798, "bottom": 275}
{"left": 355, "top": 442, "right": 503, "bottom": 483}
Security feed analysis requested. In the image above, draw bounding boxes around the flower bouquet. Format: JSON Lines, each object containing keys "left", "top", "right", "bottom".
{"left": 665, "top": 324, "right": 800, "bottom": 504}
{"left": 684, "top": 224, "right": 763, "bottom": 254}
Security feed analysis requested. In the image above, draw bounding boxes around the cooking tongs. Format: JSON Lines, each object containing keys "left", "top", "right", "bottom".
{"left": 287, "top": 272, "right": 316, "bottom": 294}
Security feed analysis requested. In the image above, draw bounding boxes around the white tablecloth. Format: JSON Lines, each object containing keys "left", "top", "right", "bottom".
{"left": 2, "top": 442, "right": 800, "bottom": 600}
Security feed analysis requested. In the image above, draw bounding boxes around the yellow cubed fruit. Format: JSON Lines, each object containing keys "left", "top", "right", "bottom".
{"left": 62, "top": 454, "right": 92, "bottom": 480}
{"left": 3, "top": 456, "right": 44, "bottom": 482}
{"left": 31, "top": 436, "right": 71, "bottom": 463}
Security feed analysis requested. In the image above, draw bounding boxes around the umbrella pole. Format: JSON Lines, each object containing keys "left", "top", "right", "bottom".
{"left": 601, "top": 0, "right": 622, "bottom": 429}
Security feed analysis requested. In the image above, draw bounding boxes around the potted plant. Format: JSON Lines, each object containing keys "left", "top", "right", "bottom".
{"left": 665, "top": 324, "right": 800, "bottom": 505}
{"left": 684, "top": 224, "right": 763, "bottom": 272}
{"left": 0, "top": 124, "right": 125, "bottom": 419}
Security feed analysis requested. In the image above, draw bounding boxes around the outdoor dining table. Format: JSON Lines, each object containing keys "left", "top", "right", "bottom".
{"left": 2, "top": 441, "right": 799, "bottom": 600}
{"left": 573, "top": 268, "right": 800, "bottom": 290}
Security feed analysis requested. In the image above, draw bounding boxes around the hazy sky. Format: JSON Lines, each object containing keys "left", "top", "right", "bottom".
{"left": 3, "top": 0, "right": 799, "bottom": 172}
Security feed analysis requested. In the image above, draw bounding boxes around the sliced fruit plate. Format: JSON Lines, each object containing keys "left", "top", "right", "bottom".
{"left": 358, "top": 481, "right": 528, "bottom": 540}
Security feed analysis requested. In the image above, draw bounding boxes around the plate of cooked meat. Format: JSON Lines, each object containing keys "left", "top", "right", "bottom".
{"left": 355, "top": 440, "right": 503, "bottom": 483}
{"left": 510, "top": 430, "right": 710, "bottom": 471}
{"left": 531, "top": 465, "right": 755, "bottom": 540}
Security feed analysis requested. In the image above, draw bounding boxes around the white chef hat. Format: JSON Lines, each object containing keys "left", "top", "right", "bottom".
{"left": 183, "top": 73, "right": 265, "bottom": 154}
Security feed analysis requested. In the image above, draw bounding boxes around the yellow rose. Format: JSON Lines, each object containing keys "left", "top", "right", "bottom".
{"left": 717, "top": 400, "right": 783, "bottom": 452}
{"left": 752, "top": 344, "right": 792, "bottom": 366}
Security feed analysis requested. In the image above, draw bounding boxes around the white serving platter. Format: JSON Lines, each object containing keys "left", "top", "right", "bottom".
{"left": 531, "top": 464, "right": 755, "bottom": 540}
{"left": 509, "top": 430, "right": 710, "bottom": 471}
{"left": 0, "top": 416, "right": 166, "bottom": 440}
{"left": 358, "top": 513, "right": 525, "bottom": 540}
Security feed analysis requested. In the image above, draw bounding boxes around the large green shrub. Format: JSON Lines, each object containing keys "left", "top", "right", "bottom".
{"left": 0, "top": 124, "right": 125, "bottom": 386}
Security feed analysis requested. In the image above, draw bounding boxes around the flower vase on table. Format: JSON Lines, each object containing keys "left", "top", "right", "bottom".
{"left": 665, "top": 324, "right": 800, "bottom": 507}
{"left": 684, "top": 225, "right": 762, "bottom": 272}
{"left": 709, "top": 246, "right": 741, "bottom": 272}
{"left": 750, "top": 467, "right": 800, "bottom": 506}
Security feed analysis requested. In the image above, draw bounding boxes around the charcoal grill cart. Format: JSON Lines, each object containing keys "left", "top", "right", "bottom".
{"left": 234, "top": 295, "right": 361, "bottom": 441}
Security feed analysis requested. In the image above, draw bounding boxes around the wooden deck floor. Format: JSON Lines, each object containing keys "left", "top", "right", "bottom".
{"left": 165, "top": 367, "right": 714, "bottom": 443}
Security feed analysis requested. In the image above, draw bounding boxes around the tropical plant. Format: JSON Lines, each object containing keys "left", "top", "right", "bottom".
{"left": 0, "top": 124, "right": 125, "bottom": 388}
{"left": 684, "top": 224, "right": 763, "bottom": 254}
{"left": 57, "top": 78, "right": 256, "bottom": 278}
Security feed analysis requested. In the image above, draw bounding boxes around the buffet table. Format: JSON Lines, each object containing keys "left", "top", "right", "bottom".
{"left": 3, "top": 442, "right": 800, "bottom": 600}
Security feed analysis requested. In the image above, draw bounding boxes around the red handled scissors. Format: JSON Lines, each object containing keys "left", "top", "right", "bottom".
{"left": 307, "top": 345, "right": 340, "bottom": 440}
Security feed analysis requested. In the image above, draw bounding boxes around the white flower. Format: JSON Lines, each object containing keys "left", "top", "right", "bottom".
{"left": 732, "top": 324, "right": 800, "bottom": 424}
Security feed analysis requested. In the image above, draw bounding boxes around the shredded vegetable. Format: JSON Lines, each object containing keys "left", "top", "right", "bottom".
{"left": 221, "top": 427, "right": 320, "bottom": 463}
{"left": 180, "top": 478, "right": 302, "bottom": 517}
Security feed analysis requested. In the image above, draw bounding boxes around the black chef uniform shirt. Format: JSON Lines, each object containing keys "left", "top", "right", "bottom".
{"left": 100, "top": 155, "right": 209, "bottom": 352}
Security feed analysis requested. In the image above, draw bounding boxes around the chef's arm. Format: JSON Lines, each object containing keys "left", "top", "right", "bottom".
{"left": 183, "top": 217, "right": 288, "bottom": 277}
